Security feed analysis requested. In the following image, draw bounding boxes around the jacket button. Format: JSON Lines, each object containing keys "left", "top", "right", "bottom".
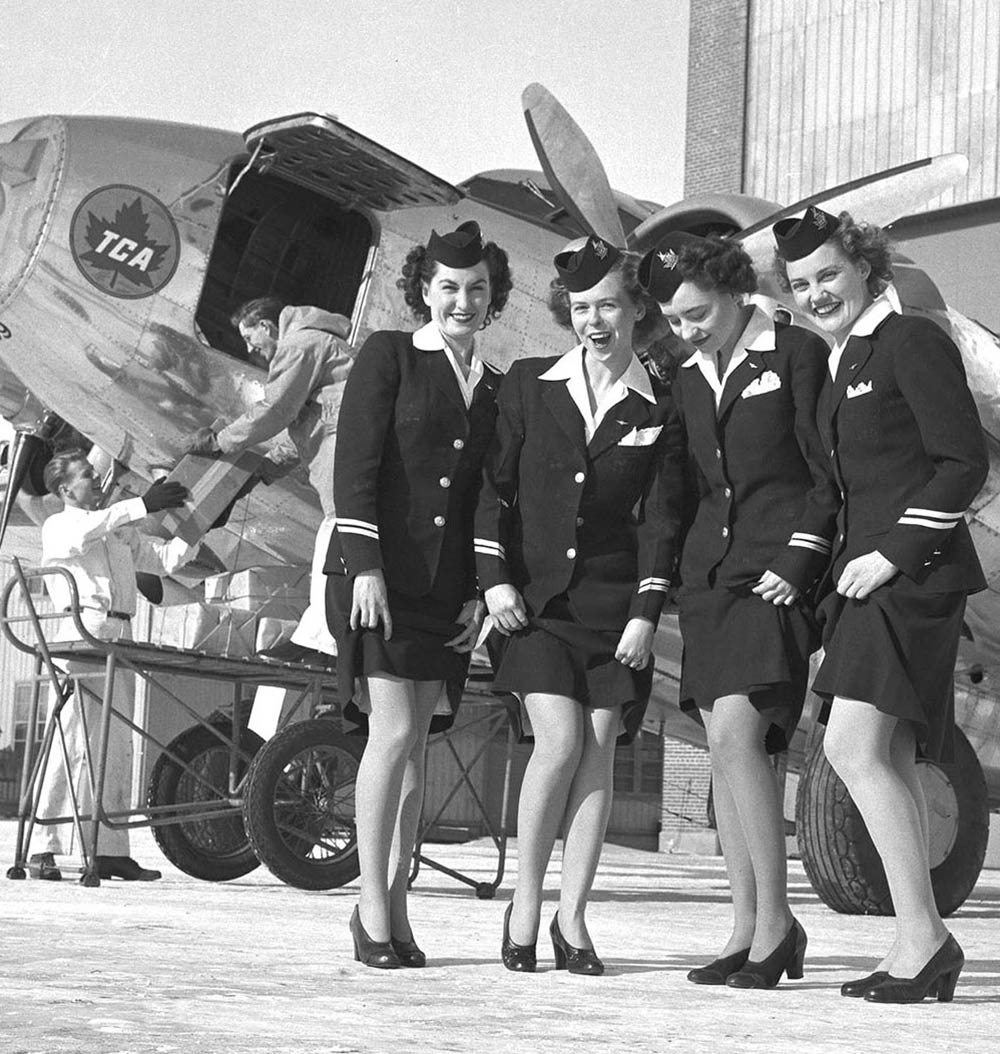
{"left": 453, "top": 438, "right": 465, "bottom": 450}
{"left": 576, "top": 516, "right": 584, "bottom": 527}
{"left": 439, "top": 476, "right": 451, "bottom": 488}
{"left": 574, "top": 471, "right": 585, "bottom": 483}
{"left": 566, "top": 547, "right": 576, "bottom": 559}
{"left": 434, "top": 516, "right": 446, "bottom": 527}
{"left": 715, "top": 448, "right": 722, "bottom": 460}
{"left": 724, "top": 487, "right": 732, "bottom": 498}
{"left": 722, "top": 527, "right": 729, "bottom": 538}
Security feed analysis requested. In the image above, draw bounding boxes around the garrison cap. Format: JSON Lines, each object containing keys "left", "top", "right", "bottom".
{"left": 553, "top": 235, "right": 621, "bottom": 292}
{"left": 637, "top": 231, "right": 709, "bottom": 303}
{"left": 772, "top": 206, "right": 839, "bottom": 261}
{"left": 426, "top": 220, "right": 486, "bottom": 269}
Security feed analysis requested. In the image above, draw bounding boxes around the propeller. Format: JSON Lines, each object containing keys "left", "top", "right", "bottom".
{"left": 522, "top": 83, "right": 626, "bottom": 246}
{"left": 0, "top": 429, "right": 46, "bottom": 548}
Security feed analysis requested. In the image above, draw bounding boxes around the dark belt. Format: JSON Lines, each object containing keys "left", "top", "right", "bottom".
{"left": 65, "top": 608, "right": 132, "bottom": 622}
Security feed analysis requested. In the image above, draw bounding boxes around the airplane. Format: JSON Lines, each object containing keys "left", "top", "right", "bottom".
{"left": 1, "top": 84, "right": 998, "bottom": 917}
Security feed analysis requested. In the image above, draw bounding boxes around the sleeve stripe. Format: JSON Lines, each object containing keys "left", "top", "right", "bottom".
{"left": 788, "top": 539, "right": 831, "bottom": 554}
{"left": 902, "top": 508, "right": 963, "bottom": 522}
{"left": 474, "top": 539, "right": 506, "bottom": 559}
{"left": 638, "top": 577, "right": 672, "bottom": 592}
{"left": 336, "top": 518, "right": 380, "bottom": 540}
{"left": 789, "top": 532, "right": 831, "bottom": 547}
{"left": 897, "top": 516, "right": 958, "bottom": 530}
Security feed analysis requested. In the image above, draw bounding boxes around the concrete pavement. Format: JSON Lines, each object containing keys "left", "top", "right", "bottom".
{"left": 1, "top": 821, "right": 998, "bottom": 1053}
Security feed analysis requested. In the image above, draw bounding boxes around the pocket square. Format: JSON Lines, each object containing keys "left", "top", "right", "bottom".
{"left": 741, "top": 369, "right": 781, "bottom": 399}
{"left": 846, "top": 380, "right": 873, "bottom": 399}
{"left": 618, "top": 425, "right": 663, "bottom": 447}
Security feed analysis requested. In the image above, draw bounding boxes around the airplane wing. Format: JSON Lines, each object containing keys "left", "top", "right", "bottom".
{"left": 242, "top": 112, "right": 462, "bottom": 211}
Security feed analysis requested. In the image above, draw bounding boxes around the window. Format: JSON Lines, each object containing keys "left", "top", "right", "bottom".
{"left": 12, "top": 682, "right": 46, "bottom": 750}
{"left": 613, "top": 730, "right": 663, "bottom": 795}
{"left": 195, "top": 168, "right": 374, "bottom": 359}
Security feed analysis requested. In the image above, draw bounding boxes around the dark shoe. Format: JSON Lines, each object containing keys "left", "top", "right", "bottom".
{"left": 95, "top": 856, "right": 161, "bottom": 881}
{"left": 258, "top": 641, "right": 328, "bottom": 665}
{"left": 864, "top": 935, "right": 964, "bottom": 1004}
{"left": 726, "top": 919, "right": 807, "bottom": 989}
{"left": 550, "top": 914, "right": 604, "bottom": 976}
{"left": 350, "top": 906, "right": 400, "bottom": 969}
{"left": 841, "top": 970, "right": 889, "bottom": 997}
{"left": 687, "top": 948, "right": 751, "bottom": 985}
{"left": 391, "top": 934, "right": 427, "bottom": 968}
{"left": 501, "top": 901, "right": 537, "bottom": 973}
{"left": 28, "top": 852, "right": 62, "bottom": 881}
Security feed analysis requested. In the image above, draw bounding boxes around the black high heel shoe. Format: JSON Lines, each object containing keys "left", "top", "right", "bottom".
{"left": 350, "top": 906, "right": 400, "bottom": 969}
{"left": 501, "top": 901, "right": 537, "bottom": 973}
{"left": 687, "top": 948, "right": 751, "bottom": 985}
{"left": 840, "top": 970, "right": 889, "bottom": 997}
{"left": 391, "top": 935, "right": 427, "bottom": 968}
{"left": 864, "top": 934, "right": 964, "bottom": 1004}
{"left": 726, "top": 919, "right": 806, "bottom": 989}
{"left": 550, "top": 914, "right": 604, "bottom": 976}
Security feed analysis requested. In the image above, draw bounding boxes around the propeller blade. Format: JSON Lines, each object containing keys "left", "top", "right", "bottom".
{"left": 0, "top": 430, "right": 45, "bottom": 549}
{"left": 735, "top": 153, "right": 969, "bottom": 241}
{"left": 522, "top": 83, "right": 626, "bottom": 246}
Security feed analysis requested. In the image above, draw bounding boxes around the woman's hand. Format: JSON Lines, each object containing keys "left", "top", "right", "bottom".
{"left": 837, "top": 550, "right": 898, "bottom": 599}
{"left": 484, "top": 583, "right": 528, "bottom": 636}
{"left": 350, "top": 569, "right": 392, "bottom": 640}
{"left": 615, "top": 617, "right": 655, "bottom": 670}
{"left": 752, "top": 570, "right": 801, "bottom": 606}
{"left": 445, "top": 598, "right": 486, "bottom": 653}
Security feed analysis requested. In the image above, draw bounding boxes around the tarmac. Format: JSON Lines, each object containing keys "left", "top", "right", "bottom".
{"left": 1, "top": 820, "right": 998, "bottom": 1054}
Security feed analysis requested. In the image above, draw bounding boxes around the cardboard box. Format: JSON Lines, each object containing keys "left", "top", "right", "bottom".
{"left": 197, "top": 610, "right": 258, "bottom": 658}
{"left": 148, "top": 602, "right": 221, "bottom": 650}
{"left": 154, "top": 451, "right": 264, "bottom": 546}
{"left": 256, "top": 617, "right": 299, "bottom": 652}
{"left": 203, "top": 566, "right": 309, "bottom": 608}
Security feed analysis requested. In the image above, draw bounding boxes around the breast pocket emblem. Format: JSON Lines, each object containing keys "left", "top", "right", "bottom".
{"left": 741, "top": 369, "right": 781, "bottom": 399}
{"left": 846, "top": 380, "right": 873, "bottom": 399}
{"left": 617, "top": 425, "right": 663, "bottom": 447}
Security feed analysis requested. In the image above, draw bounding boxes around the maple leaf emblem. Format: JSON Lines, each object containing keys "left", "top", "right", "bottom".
{"left": 811, "top": 208, "right": 828, "bottom": 230}
{"left": 658, "top": 249, "right": 679, "bottom": 269}
{"left": 78, "top": 197, "right": 170, "bottom": 290}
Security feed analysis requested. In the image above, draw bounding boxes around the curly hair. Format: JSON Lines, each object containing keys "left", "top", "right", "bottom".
{"left": 666, "top": 235, "right": 758, "bottom": 298}
{"left": 547, "top": 252, "right": 662, "bottom": 347}
{"left": 773, "top": 210, "right": 893, "bottom": 296}
{"left": 43, "top": 448, "right": 90, "bottom": 496}
{"left": 396, "top": 239, "right": 513, "bottom": 327}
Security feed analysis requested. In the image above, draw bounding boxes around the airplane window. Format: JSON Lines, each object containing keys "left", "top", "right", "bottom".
{"left": 196, "top": 168, "right": 373, "bottom": 359}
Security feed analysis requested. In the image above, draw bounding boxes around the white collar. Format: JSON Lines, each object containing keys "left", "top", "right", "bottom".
{"left": 846, "top": 289, "right": 900, "bottom": 339}
{"left": 413, "top": 321, "right": 454, "bottom": 351}
{"left": 539, "top": 345, "right": 655, "bottom": 403}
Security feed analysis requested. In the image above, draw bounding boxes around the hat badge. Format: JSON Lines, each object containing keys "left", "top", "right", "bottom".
{"left": 658, "top": 248, "right": 679, "bottom": 269}
{"left": 593, "top": 239, "right": 609, "bottom": 260}
{"left": 812, "top": 209, "right": 828, "bottom": 230}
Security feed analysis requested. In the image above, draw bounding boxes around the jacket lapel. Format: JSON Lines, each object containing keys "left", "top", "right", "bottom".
{"left": 717, "top": 352, "right": 766, "bottom": 420}
{"left": 541, "top": 381, "right": 587, "bottom": 452}
{"left": 588, "top": 391, "right": 654, "bottom": 458}
{"left": 425, "top": 349, "right": 467, "bottom": 412}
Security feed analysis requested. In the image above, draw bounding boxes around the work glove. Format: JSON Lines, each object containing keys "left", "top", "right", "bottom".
{"left": 184, "top": 427, "right": 221, "bottom": 456}
{"left": 143, "top": 479, "right": 189, "bottom": 513}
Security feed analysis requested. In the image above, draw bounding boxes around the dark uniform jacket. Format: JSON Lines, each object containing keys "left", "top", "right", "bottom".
{"left": 474, "top": 351, "right": 685, "bottom": 632}
{"left": 324, "top": 326, "right": 502, "bottom": 599}
{"left": 676, "top": 312, "right": 839, "bottom": 594}
{"left": 818, "top": 305, "right": 987, "bottom": 592}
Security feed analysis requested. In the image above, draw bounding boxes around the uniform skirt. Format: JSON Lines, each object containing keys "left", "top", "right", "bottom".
{"left": 326, "top": 570, "right": 470, "bottom": 736}
{"left": 677, "top": 585, "right": 818, "bottom": 753}
{"left": 811, "top": 578, "right": 965, "bottom": 762}
{"left": 489, "top": 596, "right": 653, "bottom": 744}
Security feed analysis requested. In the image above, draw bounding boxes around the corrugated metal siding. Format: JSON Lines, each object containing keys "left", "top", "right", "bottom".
{"left": 745, "top": 0, "right": 1000, "bottom": 210}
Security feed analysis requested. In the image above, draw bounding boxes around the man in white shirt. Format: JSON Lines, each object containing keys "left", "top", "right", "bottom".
{"left": 30, "top": 450, "right": 190, "bottom": 882}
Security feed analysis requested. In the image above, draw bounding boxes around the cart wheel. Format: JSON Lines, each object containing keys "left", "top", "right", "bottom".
{"left": 243, "top": 718, "right": 362, "bottom": 890}
{"left": 7, "top": 866, "right": 26, "bottom": 880}
{"left": 147, "top": 718, "right": 264, "bottom": 881}
{"left": 475, "top": 882, "right": 496, "bottom": 900}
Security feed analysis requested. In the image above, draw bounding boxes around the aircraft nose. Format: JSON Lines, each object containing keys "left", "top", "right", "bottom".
{"left": 0, "top": 134, "right": 58, "bottom": 311}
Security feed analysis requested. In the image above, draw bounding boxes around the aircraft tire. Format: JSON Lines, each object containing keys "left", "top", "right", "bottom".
{"left": 795, "top": 727, "right": 988, "bottom": 917}
{"left": 243, "top": 718, "right": 362, "bottom": 891}
{"left": 146, "top": 714, "right": 264, "bottom": 882}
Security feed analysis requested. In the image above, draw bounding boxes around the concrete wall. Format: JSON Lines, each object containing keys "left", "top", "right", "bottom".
{"left": 744, "top": 0, "right": 1000, "bottom": 209}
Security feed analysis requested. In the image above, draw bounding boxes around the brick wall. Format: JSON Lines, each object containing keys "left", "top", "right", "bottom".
{"left": 660, "top": 738, "right": 713, "bottom": 843}
{"left": 684, "top": 0, "right": 751, "bottom": 195}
